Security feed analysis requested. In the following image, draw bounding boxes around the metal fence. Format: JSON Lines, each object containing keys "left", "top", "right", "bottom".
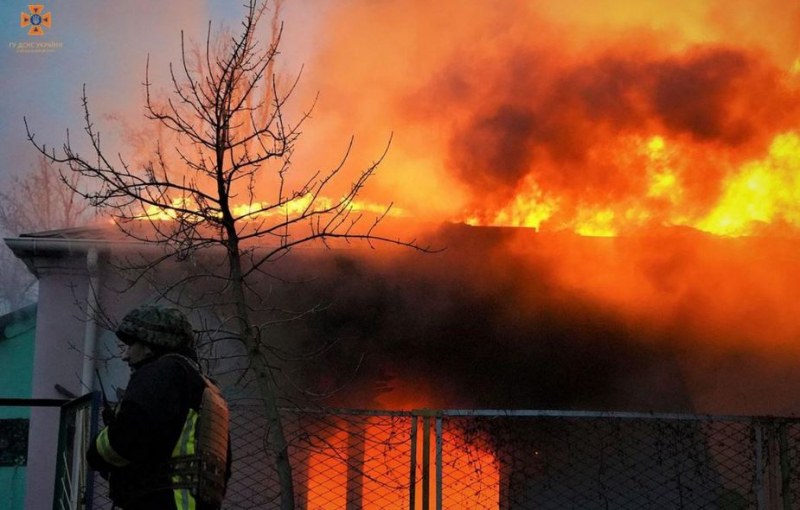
{"left": 433, "top": 411, "right": 799, "bottom": 510}
{"left": 44, "top": 399, "right": 800, "bottom": 509}
{"left": 53, "top": 393, "right": 99, "bottom": 510}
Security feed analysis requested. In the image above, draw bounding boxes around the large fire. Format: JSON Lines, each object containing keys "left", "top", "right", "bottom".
{"left": 249, "top": 1, "right": 800, "bottom": 424}
{"left": 11, "top": 2, "right": 800, "bottom": 509}
{"left": 136, "top": 195, "right": 406, "bottom": 222}
{"left": 136, "top": 130, "right": 800, "bottom": 237}
{"left": 301, "top": 417, "right": 500, "bottom": 510}
{"left": 97, "top": 2, "right": 800, "bottom": 507}
{"left": 124, "top": 0, "right": 800, "bottom": 403}
{"left": 463, "top": 132, "right": 800, "bottom": 237}
{"left": 100, "top": 1, "right": 800, "bottom": 415}
{"left": 287, "top": 1, "right": 800, "bottom": 240}
{"left": 123, "top": 1, "right": 800, "bottom": 241}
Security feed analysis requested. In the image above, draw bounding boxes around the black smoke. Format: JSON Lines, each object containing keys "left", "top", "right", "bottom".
{"left": 280, "top": 224, "right": 692, "bottom": 411}
{"left": 425, "top": 45, "right": 797, "bottom": 206}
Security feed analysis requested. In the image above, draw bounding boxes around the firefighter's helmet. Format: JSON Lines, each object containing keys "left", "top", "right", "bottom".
{"left": 116, "top": 304, "right": 194, "bottom": 349}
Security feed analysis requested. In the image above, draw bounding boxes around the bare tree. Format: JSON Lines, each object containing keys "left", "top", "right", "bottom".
{"left": 0, "top": 155, "right": 91, "bottom": 313}
{"left": 25, "top": 1, "right": 426, "bottom": 507}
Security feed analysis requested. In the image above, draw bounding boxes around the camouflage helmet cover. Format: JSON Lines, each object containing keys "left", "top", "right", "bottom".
{"left": 116, "top": 304, "right": 194, "bottom": 349}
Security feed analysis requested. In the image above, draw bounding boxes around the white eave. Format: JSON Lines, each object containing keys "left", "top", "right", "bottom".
{"left": 3, "top": 226, "right": 146, "bottom": 278}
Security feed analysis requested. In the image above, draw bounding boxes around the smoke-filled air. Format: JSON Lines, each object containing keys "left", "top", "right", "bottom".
{"left": 277, "top": 0, "right": 800, "bottom": 415}
{"left": 4, "top": 0, "right": 800, "bottom": 414}
{"left": 297, "top": 0, "right": 800, "bottom": 235}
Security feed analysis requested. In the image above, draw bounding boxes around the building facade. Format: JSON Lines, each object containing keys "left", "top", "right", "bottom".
{"left": 0, "top": 304, "right": 36, "bottom": 510}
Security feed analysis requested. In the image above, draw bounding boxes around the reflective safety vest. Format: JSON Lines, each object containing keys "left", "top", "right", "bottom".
{"left": 168, "top": 373, "right": 230, "bottom": 508}
{"left": 96, "top": 357, "right": 230, "bottom": 509}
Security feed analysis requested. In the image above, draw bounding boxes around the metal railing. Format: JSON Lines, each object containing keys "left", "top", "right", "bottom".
{"left": 36, "top": 399, "right": 800, "bottom": 509}
{"left": 52, "top": 393, "right": 100, "bottom": 510}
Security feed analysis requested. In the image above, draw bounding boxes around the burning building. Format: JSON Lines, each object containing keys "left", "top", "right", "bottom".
{"left": 5, "top": 0, "right": 800, "bottom": 507}
{"left": 7, "top": 220, "right": 800, "bottom": 508}
{"left": 272, "top": 0, "right": 800, "bottom": 415}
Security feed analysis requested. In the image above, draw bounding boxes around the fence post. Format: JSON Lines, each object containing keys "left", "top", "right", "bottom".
{"left": 410, "top": 415, "right": 417, "bottom": 509}
{"left": 755, "top": 423, "right": 766, "bottom": 510}
{"left": 52, "top": 393, "right": 96, "bottom": 510}
{"left": 422, "top": 413, "right": 431, "bottom": 510}
{"left": 85, "top": 392, "right": 100, "bottom": 510}
{"left": 346, "top": 418, "right": 365, "bottom": 510}
{"left": 768, "top": 425, "right": 781, "bottom": 510}
{"left": 435, "top": 416, "right": 443, "bottom": 510}
{"left": 778, "top": 422, "right": 792, "bottom": 510}
{"left": 413, "top": 409, "right": 437, "bottom": 510}
{"left": 294, "top": 412, "right": 311, "bottom": 510}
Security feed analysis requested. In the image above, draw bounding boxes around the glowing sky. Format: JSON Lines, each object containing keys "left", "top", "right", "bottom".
{"left": 3, "top": 1, "right": 799, "bottom": 237}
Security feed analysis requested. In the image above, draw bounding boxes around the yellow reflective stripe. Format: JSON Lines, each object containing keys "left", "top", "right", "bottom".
{"left": 173, "top": 488, "right": 196, "bottom": 510}
{"left": 172, "top": 409, "right": 198, "bottom": 458}
{"left": 172, "top": 409, "right": 199, "bottom": 510}
{"left": 96, "top": 427, "right": 130, "bottom": 467}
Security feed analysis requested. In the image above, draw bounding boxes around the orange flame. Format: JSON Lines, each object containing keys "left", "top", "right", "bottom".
{"left": 136, "top": 194, "right": 406, "bottom": 222}
{"left": 459, "top": 132, "right": 800, "bottom": 237}
{"left": 303, "top": 419, "right": 499, "bottom": 509}
{"left": 288, "top": 1, "right": 800, "bottom": 240}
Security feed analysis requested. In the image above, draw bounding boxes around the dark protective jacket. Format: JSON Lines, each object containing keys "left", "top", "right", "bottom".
{"left": 87, "top": 350, "right": 230, "bottom": 510}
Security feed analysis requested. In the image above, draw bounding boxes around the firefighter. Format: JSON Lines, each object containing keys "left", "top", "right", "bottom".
{"left": 87, "top": 304, "right": 231, "bottom": 510}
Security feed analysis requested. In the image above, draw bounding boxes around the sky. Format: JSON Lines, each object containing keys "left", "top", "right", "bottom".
{"left": 0, "top": 0, "right": 327, "bottom": 188}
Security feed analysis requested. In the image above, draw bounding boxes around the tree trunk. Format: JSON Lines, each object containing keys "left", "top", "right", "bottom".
{"left": 228, "top": 241, "right": 295, "bottom": 509}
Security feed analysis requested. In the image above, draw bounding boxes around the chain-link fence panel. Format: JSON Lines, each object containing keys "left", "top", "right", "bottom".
{"left": 74, "top": 402, "right": 418, "bottom": 509}
{"left": 226, "top": 405, "right": 417, "bottom": 509}
{"left": 71, "top": 404, "right": 800, "bottom": 509}
{"left": 765, "top": 421, "right": 800, "bottom": 510}
{"left": 437, "top": 411, "right": 800, "bottom": 510}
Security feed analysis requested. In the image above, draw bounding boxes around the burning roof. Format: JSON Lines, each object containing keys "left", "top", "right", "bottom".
{"left": 8, "top": 0, "right": 800, "bottom": 416}
{"left": 295, "top": 1, "right": 800, "bottom": 238}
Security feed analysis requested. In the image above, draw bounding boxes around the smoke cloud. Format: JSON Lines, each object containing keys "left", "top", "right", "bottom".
{"left": 276, "top": 225, "right": 800, "bottom": 415}
{"left": 297, "top": 0, "right": 800, "bottom": 232}
{"left": 4, "top": 1, "right": 800, "bottom": 415}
